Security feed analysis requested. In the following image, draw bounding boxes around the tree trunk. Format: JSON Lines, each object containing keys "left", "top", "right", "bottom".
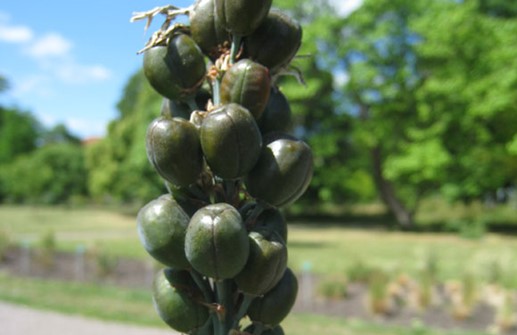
{"left": 370, "top": 146, "right": 414, "bottom": 227}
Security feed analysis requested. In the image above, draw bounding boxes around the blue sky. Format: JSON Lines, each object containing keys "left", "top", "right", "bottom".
{"left": 0, "top": 0, "right": 360, "bottom": 139}
{"left": 0, "top": 0, "right": 191, "bottom": 139}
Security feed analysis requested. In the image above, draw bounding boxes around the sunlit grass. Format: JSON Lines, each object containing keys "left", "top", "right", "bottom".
{"left": 0, "top": 274, "right": 488, "bottom": 335}
{"left": 2, "top": 205, "right": 517, "bottom": 287}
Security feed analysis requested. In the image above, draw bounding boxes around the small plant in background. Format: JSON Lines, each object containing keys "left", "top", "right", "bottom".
{"left": 346, "top": 258, "right": 375, "bottom": 283}
{"left": 449, "top": 272, "right": 479, "bottom": 321}
{"left": 447, "top": 219, "right": 487, "bottom": 240}
{"left": 492, "top": 291, "right": 517, "bottom": 334}
{"left": 0, "top": 229, "right": 10, "bottom": 261}
{"left": 37, "top": 230, "right": 56, "bottom": 269}
{"left": 366, "top": 269, "right": 394, "bottom": 316}
{"left": 91, "top": 243, "right": 119, "bottom": 278}
{"left": 414, "top": 252, "right": 440, "bottom": 311}
{"left": 317, "top": 275, "right": 348, "bottom": 300}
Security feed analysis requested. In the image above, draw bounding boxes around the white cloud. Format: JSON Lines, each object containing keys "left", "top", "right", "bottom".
{"left": 65, "top": 117, "right": 107, "bottom": 138}
{"left": 329, "top": 0, "right": 363, "bottom": 17}
{"left": 0, "top": 12, "right": 34, "bottom": 43}
{"left": 54, "top": 62, "right": 112, "bottom": 84}
{"left": 0, "top": 24, "right": 33, "bottom": 43}
{"left": 27, "top": 33, "right": 72, "bottom": 58}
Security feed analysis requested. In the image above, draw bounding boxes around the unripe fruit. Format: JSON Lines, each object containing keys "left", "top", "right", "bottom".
{"left": 245, "top": 9, "right": 302, "bottom": 74}
{"left": 200, "top": 103, "right": 262, "bottom": 179}
{"left": 258, "top": 88, "right": 292, "bottom": 135}
{"left": 137, "top": 194, "right": 190, "bottom": 269}
{"left": 185, "top": 203, "right": 250, "bottom": 280}
{"left": 247, "top": 267, "right": 298, "bottom": 327}
{"left": 220, "top": 59, "right": 271, "bottom": 120}
{"left": 246, "top": 134, "right": 313, "bottom": 207}
{"left": 215, "top": 0, "right": 272, "bottom": 36}
{"left": 143, "top": 34, "right": 206, "bottom": 101}
{"left": 160, "top": 89, "right": 211, "bottom": 120}
{"left": 190, "top": 0, "right": 230, "bottom": 58}
{"left": 234, "top": 230, "right": 287, "bottom": 296}
{"left": 253, "top": 207, "right": 288, "bottom": 243}
{"left": 146, "top": 116, "right": 204, "bottom": 187}
{"left": 152, "top": 268, "right": 209, "bottom": 332}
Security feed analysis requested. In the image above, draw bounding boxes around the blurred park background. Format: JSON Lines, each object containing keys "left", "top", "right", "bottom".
{"left": 1, "top": 0, "right": 517, "bottom": 334}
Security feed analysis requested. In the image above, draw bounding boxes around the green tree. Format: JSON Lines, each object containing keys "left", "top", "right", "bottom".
{"left": 39, "top": 124, "right": 81, "bottom": 146}
{"left": 326, "top": 0, "right": 517, "bottom": 225}
{"left": 411, "top": 0, "right": 517, "bottom": 202}
{"left": 85, "top": 70, "right": 163, "bottom": 204}
{"left": 477, "top": 0, "right": 517, "bottom": 17}
{"left": 0, "top": 142, "right": 88, "bottom": 204}
{"left": 276, "top": 0, "right": 376, "bottom": 206}
{"left": 0, "top": 107, "right": 40, "bottom": 165}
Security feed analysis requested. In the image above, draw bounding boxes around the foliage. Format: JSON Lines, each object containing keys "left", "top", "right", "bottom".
{"left": 0, "top": 143, "right": 88, "bottom": 204}
{"left": 309, "top": 0, "right": 517, "bottom": 224}
{"left": 0, "top": 229, "right": 10, "bottom": 261}
{"left": 37, "top": 230, "right": 57, "bottom": 268}
{"left": 0, "top": 107, "right": 40, "bottom": 166}
{"left": 275, "top": 0, "right": 376, "bottom": 205}
{"left": 85, "top": 70, "right": 163, "bottom": 205}
{"left": 317, "top": 276, "right": 348, "bottom": 299}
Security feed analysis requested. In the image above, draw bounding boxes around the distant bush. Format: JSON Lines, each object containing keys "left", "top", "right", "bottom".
{"left": 346, "top": 259, "right": 375, "bottom": 283}
{"left": 318, "top": 276, "right": 348, "bottom": 299}
{"left": 37, "top": 231, "right": 56, "bottom": 268}
{"left": 0, "top": 229, "right": 10, "bottom": 260}
{"left": 0, "top": 143, "right": 88, "bottom": 204}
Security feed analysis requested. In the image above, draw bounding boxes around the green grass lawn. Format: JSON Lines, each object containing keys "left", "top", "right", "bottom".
{"left": 0, "top": 273, "right": 488, "bottom": 335}
{"left": 0, "top": 205, "right": 509, "bottom": 334}
{"left": 2, "top": 205, "right": 517, "bottom": 286}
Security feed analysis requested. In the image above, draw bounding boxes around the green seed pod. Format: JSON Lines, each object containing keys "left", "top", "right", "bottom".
{"left": 143, "top": 34, "right": 206, "bottom": 101}
{"left": 146, "top": 116, "right": 203, "bottom": 187}
{"left": 244, "top": 324, "right": 285, "bottom": 335}
{"left": 220, "top": 59, "right": 271, "bottom": 120}
{"left": 200, "top": 103, "right": 262, "bottom": 179}
{"left": 160, "top": 99, "right": 191, "bottom": 120}
{"left": 153, "top": 268, "right": 209, "bottom": 333}
{"left": 258, "top": 88, "right": 292, "bottom": 135}
{"left": 234, "top": 230, "right": 287, "bottom": 296}
{"left": 253, "top": 208, "right": 288, "bottom": 243}
{"left": 161, "top": 89, "right": 211, "bottom": 120}
{"left": 247, "top": 268, "right": 298, "bottom": 328}
{"left": 137, "top": 194, "right": 190, "bottom": 269}
{"left": 185, "top": 203, "right": 249, "bottom": 280}
{"left": 190, "top": 0, "right": 230, "bottom": 58}
{"left": 215, "top": 0, "right": 272, "bottom": 36}
{"left": 245, "top": 134, "right": 313, "bottom": 207}
{"left": 244, "top": 9, "right": 302, "bottom": 74}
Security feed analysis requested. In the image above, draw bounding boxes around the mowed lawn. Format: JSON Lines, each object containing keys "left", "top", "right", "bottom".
{"left": 2, "top": 205, "right": 517, "bottom": 284}
{"left": 0, "top": 205, "right": 507, "bottom": 335}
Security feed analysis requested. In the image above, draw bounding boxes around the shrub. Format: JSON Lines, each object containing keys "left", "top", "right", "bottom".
{"left": 317, "top": 276, "right": 348, "bottom": 299}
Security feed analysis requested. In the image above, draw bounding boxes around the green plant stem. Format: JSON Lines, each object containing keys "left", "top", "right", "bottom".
{"left": 215, "top": 280, "right": 233, "bottom": 335}
{"left": 213, "top": 78, "right": 221, "bottom": 106}
{"left": 190, "top": 270, "right": 214, "bottom": 303}
{"left": 253, "top": 323, "right": 265, "bottom": 335}
{"left": 232, "top": 293, "right": 254, "bottom": 329}
{"left": 187, "top": 97, "right": 198, "bottom": 111}
{"left": 230, "top": 35, "right": 242, "bottom": 64}
{"left": 224, "top": 180, "right": 236, "bottom": 203}
{"left": 244, "top": 202, "right": 266, "bottom": 229}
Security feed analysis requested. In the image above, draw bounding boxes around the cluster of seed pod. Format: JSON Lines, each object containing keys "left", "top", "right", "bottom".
{"left": 132, "top": 0, "right": 313, "bottom": 334}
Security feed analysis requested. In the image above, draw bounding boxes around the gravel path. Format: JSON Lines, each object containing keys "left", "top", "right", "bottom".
{"left": 0, "top": 301, "right": 178, "bottom": 335}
